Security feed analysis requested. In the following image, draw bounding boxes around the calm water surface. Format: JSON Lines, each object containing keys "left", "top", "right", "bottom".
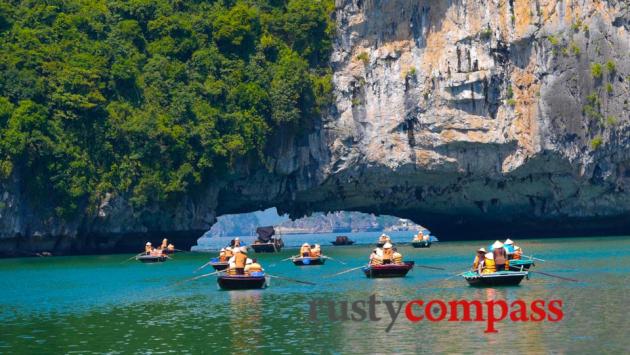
{"left": 1, "top": 233, "right": 629, "bottom": 353}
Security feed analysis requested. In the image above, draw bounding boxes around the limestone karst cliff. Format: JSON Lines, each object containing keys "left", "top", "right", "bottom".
{"left": 1, "top": 0, "right": 629, "bottom": 255}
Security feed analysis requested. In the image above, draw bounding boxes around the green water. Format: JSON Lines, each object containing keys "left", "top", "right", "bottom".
{"left": 1, "top": 236, "right": 629, "bottom": 353}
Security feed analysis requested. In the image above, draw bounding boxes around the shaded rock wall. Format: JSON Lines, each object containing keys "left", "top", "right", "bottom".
{"left": 1, "top": 0, "right": 629, "bottom": 255}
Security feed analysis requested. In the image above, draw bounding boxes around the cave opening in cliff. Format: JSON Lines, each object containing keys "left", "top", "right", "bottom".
{"left": 193, "top": 208, "right": 429, "bottom": 250}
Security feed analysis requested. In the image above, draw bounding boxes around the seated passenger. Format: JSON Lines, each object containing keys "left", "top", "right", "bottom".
{"left": 480, "top": 252, "right": 496, "bottom": 274}
{"left": 382, "top": 242, "right": 394, "bottom": 264}
{"left": 300, "top": 243, "right": 311, "bottom": 257}
{"left": 244, "top": 259, "right": 264, "bottom": 275}
{"left": 369, "top": 248, "right": 383, "bottom": 265}
{"left": 472, "top": 248, "right": 486, "bottom": 270}
{"left": 392, "top": 247, "right": 403, "bottom": 264}
{"left": 310, "top": 244, "right": 321, "bottom": 257}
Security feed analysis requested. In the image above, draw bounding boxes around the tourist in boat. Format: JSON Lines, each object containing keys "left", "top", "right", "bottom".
{"left": 492, "top": 241, "right": 509, "bottom": 271}
{"left": 145, "top": 242, "right": 152, "bottom": 254}
{"left": 413, "top": 230, "right": 423, "bottom": 241}
{"left": 369, "top": 248, "right": 383, "bottom": 265}
{"left": 300, "top": 243, "right": 311, "bottom": 257}
{"left": 382, "top": 242, "right": 394, "bottom": 264}
{"left": 150, "top": 247, "right": 163, "bottom": 257}
{"left": 378, "top": 234, "right": 391, "bottom": 244}
{"left": 310, "top": 244, "right": 321, "bottom": 257}
{"left": 472, "top": 247, "right": 486, "bottom": 270}
{"left": 224, "top": 247, "right": 234, "bottom": 259}
{"left": 230, "top": 237, "right": 241, "bottom": 248}
{"left": 228, "top": 247, "right": 251, "bottom": 275}
{"left": 504, "top": 238, "right": 515, "bottom": 255}
{"left": 218, "top": 248, "right": 227, "bottom": 262}
{"left": 244, "top": 258, "right": 264, "bottom": 275}
{"left": 160, "top": 238, "right": 168, "bottom": 250}
{"left": 167, "top": 243, "right": 175, "bottom": 252}
{"left": 512, "top": 245, "right": 523, "bottom": 260}
{"left": 480, "top": 252, "right": 496, "bottom": 274}
{"left": 392, "top": 247, "right": 403, "bottom": 264}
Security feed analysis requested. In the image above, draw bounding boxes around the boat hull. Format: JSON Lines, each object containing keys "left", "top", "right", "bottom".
{"left": 137, "top": 255, "right": 167, "bottom": 263}
{"left": 251, "top": 243, "right": 281, "bottom": 253}
{"left": 508, "top": 259, "right": 535, "bottom": 271}
{"left": 463, "top": 271, "right": 527, "bottom": 287}
{"left": 211, "top": 262, "right": 229, "bottom": 271}
{"left": 162, "top": 249, "right": 176, "bottom": 254}
{"left": 331, "top": 241, "right": 355, "bottom": 246}
{"left": 292, "top": 257, "right": 326, "bottom": 266}
{"left": 217, "top": 275, "right": 267, "bottom": 290}
{"left": 363, "top": 261, "right": 415, "bottom": 278}
{"left": 411, "top": 241, "right": 431, "bottom": 248}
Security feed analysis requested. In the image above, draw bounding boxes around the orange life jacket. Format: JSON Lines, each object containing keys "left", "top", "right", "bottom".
{"left": 513, "top": 250, "right": 522, "bottom": 260}
{"left": 234, "top": 253, "right": 247, "bottom": 268}
{"left": 245, "top": 263, "right": 262, "bottom": 274}
{"left": 219, "top": 252, "right": 227, "bottom": 262}
{"left": 300, "top": 246, "right": 311, "bottom": 255}
{"left": 383, "top": 248, "right": 393, "bottom": 260}
{"left": 225, "top": 250, "right": 234, "bottom": 258}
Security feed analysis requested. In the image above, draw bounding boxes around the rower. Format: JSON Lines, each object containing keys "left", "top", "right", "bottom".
{"left": 504, "top": 238, "right": 515, "bottom": 258}
{"left": 145, "top": 242, "right": 152, "bottom": 254}
{"left": 150, "top": 247, "right": 162, "bottom": 257}
{"left": 369, "top": 248, "right": 383, "bottom": 265}
{"left": 228, "top": 247, "right": 250, "bottom": 275}
{"left": 492, "top": 240, "right": 509, "bottom": 271}
{"left": 480, "top": 252, "right": 496, "bottom": 274}
{"left": 392, "top": 247, "right": 403, "bottom": 264}
{"left": 382, "top": 242, "right": 394, "bottom": 264}
{"left": 300, "top": 243, "right": 311, "bottom": 257}
{"left": 218, "top": 248, "right": 227, "bottom": 262}
{"left": 414, "top": 230, "right": 423, "bottom": 241}
{"left": 472, "top": 247, "right": 486, "bottom": 270}
{"left": 167, "top": 243, "right": 175, "bottom": 252}
{"left": 231, "top": 237, "right": 241, "bottom": 248}
{"left": 310, "top": 244, "right": 321, "bottom": 257}
{"left": 379, "top": 234, "right": 391, "bottom": 244}
{"left": 160, "top": 238, "right": 168, "bottom": 250}
{"left": 244, "top": 258, "right": 264, "bottom": 275}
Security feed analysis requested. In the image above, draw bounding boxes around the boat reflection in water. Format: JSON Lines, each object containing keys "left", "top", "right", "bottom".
{"left": 227, "top": 292, "right": 264, "bottom": 352}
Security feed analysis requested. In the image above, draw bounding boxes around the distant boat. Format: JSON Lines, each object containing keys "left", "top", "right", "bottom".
{"left": 411, "top": 240, "right": 431, "bottom": 248}
{"left": 251, "top": 226, "right": 284, "bottom": 253}
{"left": 210, "top": 260, "right": 229, "bottom": 271}
{"left": 331, "top": 235, "right": 355, "bottom": 246}
{"left": 291, "top": 256, "right": 327, "bottom": 266}
{"left": 217, "top": 274, "right": 267, "bottom": 290}
{"left": 136, "top": 254, "right": 167, "bottom": 263}
{"left": 362, "top": 261, "right": 415, "bottom": 278}
{"left": 462, "top": 271, "right": 528, "bottom": 287}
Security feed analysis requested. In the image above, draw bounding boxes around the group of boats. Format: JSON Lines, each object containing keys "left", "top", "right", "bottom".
{"left": 133, "top": 230, "right": 547, "bottom": 291}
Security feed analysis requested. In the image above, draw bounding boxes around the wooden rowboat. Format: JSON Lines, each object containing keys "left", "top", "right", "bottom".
{"left": 462, "top": 271, "right": 528, "bottom": 287}
{"left": 217, "top": 274, "right": 267, "bottom": 290}
{"left": 411, "top": 240, "right": 431, "bottom": 248}
{"left": 331, "top": 236, "right": 355, "bottom": 246}
{"left": 291, "top": 256, "right": 326, "bottom": 266}
{"left": 136, "top": 254, "right": 167, "bottom": 263}
{"left": 363, "top": 261, "right": 415, "bottom": 278}
{"left": 508, "top": 259, "right": 535, "bottom": 271}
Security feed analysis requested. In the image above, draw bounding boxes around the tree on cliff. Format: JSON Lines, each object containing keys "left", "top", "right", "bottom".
{"left": 0, "top": 0, "right": 334, "bottom": 218}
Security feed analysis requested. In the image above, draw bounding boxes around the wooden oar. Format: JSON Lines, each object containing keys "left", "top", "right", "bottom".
{"left": 415, "top": 264, "right": 445, "bottom": 271}
{"left": 174, "top": 270, "right": 223, "bottom": 286}
{"left": 194, "top": 260, "right": 214, "bottom": 273}
{"left": 121, "top": 252, "right": 144, "bottom": 263}
{"left": 523, "top": 255, "right": 546, "bottom": 262}
{"left": 530, "top": 271, "right": 578, "bottom": 282}
{"left": 325, "top": 265, "right": 365, "bottom": 278}
{"left": 266, "top": 274, "right": 316, "bottom": 286}
{"left": 281, "top": 256, "right": 296, "bottom": 262}
{"left": 323, "top": 255, "right": 347, "bottom": 265}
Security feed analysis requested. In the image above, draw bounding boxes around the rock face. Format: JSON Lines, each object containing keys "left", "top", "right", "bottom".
{"left": 1, "top": 0, "right": 630, "bottom": 255}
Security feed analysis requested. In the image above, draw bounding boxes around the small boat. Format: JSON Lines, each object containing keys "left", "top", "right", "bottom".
{"left": 411, "top": 240, "right": 431, "bottom": 248}
{"left": 363, "top": 261, "right": 415, "bottom": 278}
{"left": 291, "top": 256, "right": 327, "bottom": 266}
{"left": 136, "top": 254, "right": 167, "bottom": 263}
{"left": 217, "top": 274, "right": 267, "bottom": 290}
{"left": 508, "top": 259, "right": 535, "bottom": 271}
{"left": 210, "top": 260, "right": 229, "bottom": 271}
{"left": 251, "top": 226, "right": 284, "bottom": 253}
{"left": 462, "top": 271, "right": 528, "bottom": 287}
{"left": 331, "top": 235, "right": 355, "bottom": 246}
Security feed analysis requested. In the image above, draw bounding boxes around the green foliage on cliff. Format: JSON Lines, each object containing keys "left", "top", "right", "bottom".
{"left": 0, "top": 0, "right": 335, "bottom": 217}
